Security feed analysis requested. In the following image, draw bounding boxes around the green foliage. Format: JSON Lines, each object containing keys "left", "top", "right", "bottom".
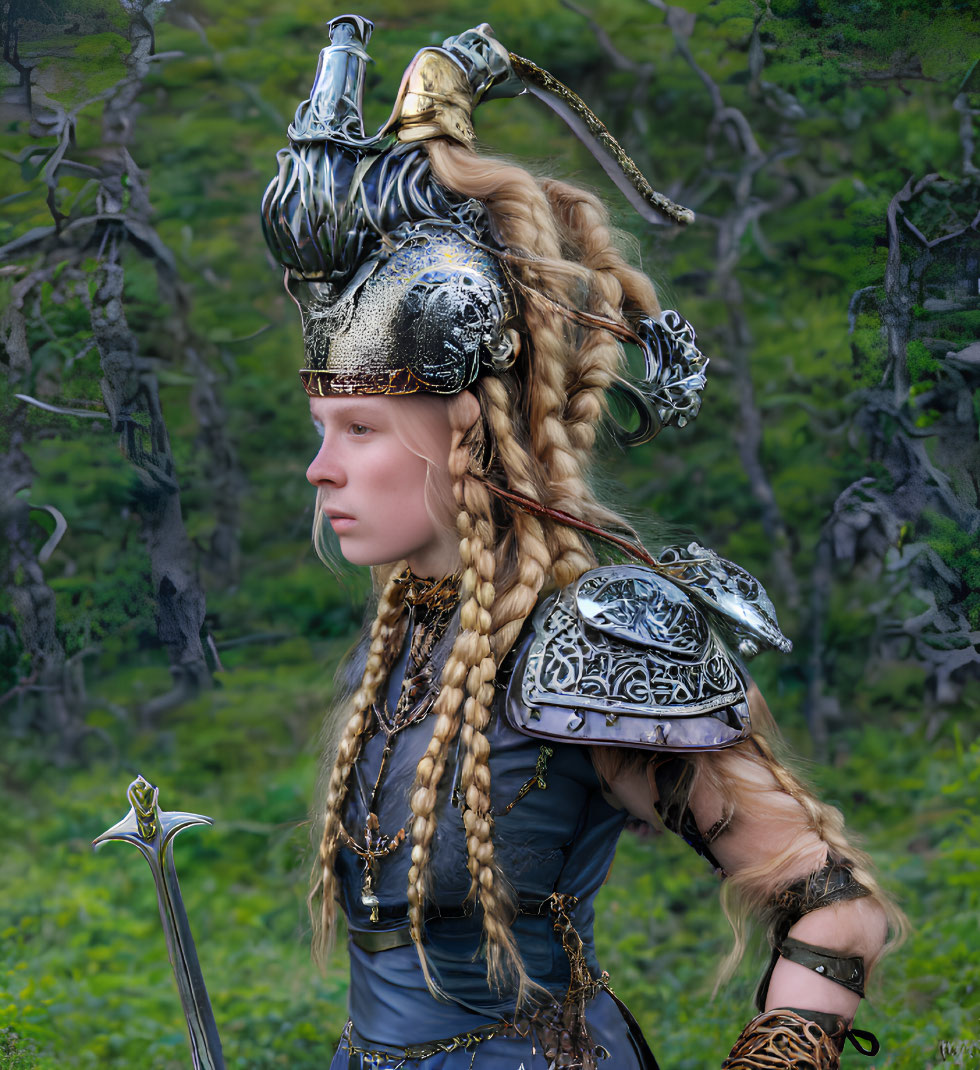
{"left": 0, "top": 640, "right": 348, "bottom": 1068}
{"left": 906, "top": 339, "right": 941, "bottom": 388}
{"left": 923, "top": 512, "right": 980, "bottom": 627}
{"left": 2, "top": 707, "right": 977, "bottom": 1066}
{"left": 0, "top": 1028, "right": 40, "bottom": 1070}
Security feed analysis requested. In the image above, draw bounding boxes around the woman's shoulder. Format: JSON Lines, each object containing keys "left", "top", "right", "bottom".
{"left": 502, "top": 544, "right": 792, "bottom": 755}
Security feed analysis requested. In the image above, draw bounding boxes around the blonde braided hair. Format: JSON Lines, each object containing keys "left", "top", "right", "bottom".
{"left": 691, "top": 724, "right": 908, "bottom": 987}
{"left": 426, "top": 141, "right": 640, "bottom": 589}
{"left": 310, "top": 566, "right": 408, "bottom": 966}
{"left": 426, "top": 141, "right": 906, "bottom": 990}
{"left": 454, "top": 435, "right": 527, "bottom": 993}
{"left": 476, "top": 374, "right": 553, "bottom": 656}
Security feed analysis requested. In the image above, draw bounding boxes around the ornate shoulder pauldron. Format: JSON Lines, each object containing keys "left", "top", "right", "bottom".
{"left": 504, "top": 545, "right": 792, "bottom": 752}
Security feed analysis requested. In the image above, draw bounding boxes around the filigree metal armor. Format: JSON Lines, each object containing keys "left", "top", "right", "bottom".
{"left": 612, "top": 311, "right": 709, "bottom": 444}
{"left": 658, "top": 543, "right": 793, "bottom": 657}
{"left": 514, "top": 568, "right": 749, "bottom": 751}
{"left": 299, "top": 222, "right": 516, "bottom": 397}
{"left": 506, "top": 558, "right": 790, "bottom": 752}
{"left": 261, "top": 16, "right": 711, "bottom": 438}
{"left": 722, "top": 1010, "right": 844, "bottom": 1070}
{"left": 261, "top": 18, "right": 520, "bottom": 395}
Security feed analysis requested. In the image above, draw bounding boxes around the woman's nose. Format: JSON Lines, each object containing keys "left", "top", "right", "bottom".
{"left": 306, "top": 439, "right": 345, "bottom": 487}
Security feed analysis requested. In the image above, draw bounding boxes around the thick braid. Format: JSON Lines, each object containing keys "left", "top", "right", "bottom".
{"left": 426, "top": 144, "right": 635, "bottom": 572}
{"left": 425, "top": 142, "right": 605, "bottom": 520}
{"left": 310, "top": 569, "right": 407, "bottom": 966}
{"left": 689, "top": 734, "right": 907, "bottom": 987}
{"left": 401, "top": 389, "right": 537, "bottom": 999}
{"left": 405, "top": 422, "right": 474, "bottom": 988}
{"left": 477, "top": 376, "right": 553, "bottom": 656}
{"left": 426, "top": 140, "right": 637, "bottom": 589}
{"left": 541, "top": 178, "right": 661, "bottom": 315}
{"left": 455, "top": 468, "right": 527, "bottom": 994}
{"left": 539, "top": 180, "right": 628, "bottom": 462}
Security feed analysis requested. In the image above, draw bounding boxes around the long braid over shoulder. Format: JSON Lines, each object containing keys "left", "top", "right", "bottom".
{"left": 689, "top": 719, "right": 908, "bottom": 988}
{"left": 404, "top": 399, "right": 525, "bottom": 997}
{"left": 310, "top": 567, "right": 408, "bottom": 965}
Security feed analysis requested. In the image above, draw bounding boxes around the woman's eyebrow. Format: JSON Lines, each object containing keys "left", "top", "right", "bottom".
{"left": 311, "top": 400, "right": 387, "bottom": 422}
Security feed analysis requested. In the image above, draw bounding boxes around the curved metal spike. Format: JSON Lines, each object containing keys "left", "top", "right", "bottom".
{"left": 94, "top": 776, "right": 225, "bottom": 1070}
{"left": 603, "top": 311, "right": 708, "bottom": 446}
{"left": 509, "top": 52, "right": 695, "bottom": 227}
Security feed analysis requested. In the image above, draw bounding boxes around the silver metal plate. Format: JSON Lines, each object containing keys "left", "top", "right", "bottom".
{"left": 658, "top": 543, "right": 792, "bottom": 658}
{"left": 509, "top": 565, "right": 754, "bottom": 752}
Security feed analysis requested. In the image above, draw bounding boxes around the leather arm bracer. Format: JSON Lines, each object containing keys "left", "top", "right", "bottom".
{"left": 744, "top": 860, "right": 881, "bottom": 1063}
{"left": 757, "top": 859, "right": 871, "bottom": 1011}
{"left": 722, "top": 1009, "right": 846, "bottom": 1069}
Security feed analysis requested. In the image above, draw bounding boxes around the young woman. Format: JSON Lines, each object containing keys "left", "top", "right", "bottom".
{"left": 262, "top": 16, "right": 903, "bottom": 1069}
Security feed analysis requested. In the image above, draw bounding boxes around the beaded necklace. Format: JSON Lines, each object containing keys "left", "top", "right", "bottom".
{"left": 340, "top": 568, "right": 461, "bottom": 922}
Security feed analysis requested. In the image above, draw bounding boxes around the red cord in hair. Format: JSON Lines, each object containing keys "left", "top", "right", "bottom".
{"left": 477, "top": 478, "right": 661, "bottom": 571}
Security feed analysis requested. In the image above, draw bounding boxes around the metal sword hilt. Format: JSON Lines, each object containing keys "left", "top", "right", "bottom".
{"left": 93, "top": 775, "right": 225, "bottom": 1070}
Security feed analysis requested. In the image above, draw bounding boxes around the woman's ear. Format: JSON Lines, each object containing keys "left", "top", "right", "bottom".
{"left": 453, "top": 390, "right": 482, "bottom": 433}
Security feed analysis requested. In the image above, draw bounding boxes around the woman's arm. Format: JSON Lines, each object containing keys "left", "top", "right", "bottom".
{"left": 599, "top": 736, "right": 890, "bottom": 1062}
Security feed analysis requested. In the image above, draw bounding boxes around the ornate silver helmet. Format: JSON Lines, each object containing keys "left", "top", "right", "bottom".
{"left": 261, "top": 15, "right": 708, "bottom": 443}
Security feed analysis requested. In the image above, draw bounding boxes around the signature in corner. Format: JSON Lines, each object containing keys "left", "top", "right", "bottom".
{"left": 938, "top": 1038, "right": 980, "bottom": 1063}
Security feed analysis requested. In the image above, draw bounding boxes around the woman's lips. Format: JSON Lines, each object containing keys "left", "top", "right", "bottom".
{"left": 328, "top": 514, "right": 355, "bottom": 531}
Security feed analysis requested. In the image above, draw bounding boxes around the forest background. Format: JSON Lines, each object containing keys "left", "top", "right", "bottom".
{"left": 1, "top": 0, "right": 978, "bottom": 1066}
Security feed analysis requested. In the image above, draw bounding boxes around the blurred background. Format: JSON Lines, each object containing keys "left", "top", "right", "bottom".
{"left": 1, "top": 0, "right": 977, "bottom": 1066}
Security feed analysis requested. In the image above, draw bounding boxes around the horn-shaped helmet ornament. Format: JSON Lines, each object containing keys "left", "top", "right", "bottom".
{"left": 261, "top": 15, "right": 708, "bottom": 443}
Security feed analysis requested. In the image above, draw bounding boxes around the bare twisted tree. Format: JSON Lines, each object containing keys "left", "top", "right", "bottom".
{"left": 1, "top": 0, "right": 242, "bottom": 730}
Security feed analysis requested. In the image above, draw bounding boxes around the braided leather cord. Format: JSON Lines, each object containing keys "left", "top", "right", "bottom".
{"left": 721, "top": 1009, "right": 844, "bottom": 1070}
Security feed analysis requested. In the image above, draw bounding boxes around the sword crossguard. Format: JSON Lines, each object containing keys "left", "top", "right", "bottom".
{"left": 94, "top": 775, "right": 225, "bottom": 1070}
{"left": 94, "top": 774, "right": 213, "bottom": 862}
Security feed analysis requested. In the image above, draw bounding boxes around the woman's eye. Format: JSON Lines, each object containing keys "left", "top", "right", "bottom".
{"left": 350, "top": 423, "right": 371, "bottom": 436}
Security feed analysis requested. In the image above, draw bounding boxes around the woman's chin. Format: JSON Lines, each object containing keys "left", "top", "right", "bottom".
{"left": 336, "top": 542, "right": 403, "bottom": 569}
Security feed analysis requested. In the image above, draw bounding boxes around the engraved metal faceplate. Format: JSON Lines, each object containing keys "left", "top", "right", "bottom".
{"left": 509, "top": 565, "right": 753, "bottom": 752}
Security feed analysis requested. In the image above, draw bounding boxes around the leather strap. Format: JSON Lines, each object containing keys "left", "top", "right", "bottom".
{"left": 349, "top": 893, "right": 559, "bottom": 953}
{"left": 349, "top": 926, "right": 413, "bottom": 953}
{"left": 782, "top": 1008, "right": 880, "bottom": 1059}
{"left": 781, "top": 1008, "right": 845, "bottom": 1048}
{"left": 844, "top": 1028, "right": 881, "bottom": 1056}
{"left": 780, "top": 937, "right": 865, "bottom": 997}
{"left": 756, "top": 859, "right": 871, "bottom": 1011}
{"left": 651, "top": 757, "right": 726, "bottom": 872}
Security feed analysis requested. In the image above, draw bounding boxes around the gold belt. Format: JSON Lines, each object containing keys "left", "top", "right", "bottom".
{"left": 341, "top": 1018, "right": 519, "bottom": 1063}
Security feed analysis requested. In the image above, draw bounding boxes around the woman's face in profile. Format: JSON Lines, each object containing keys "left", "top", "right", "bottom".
{"left": 306, "top": 393, "right": 457, "bottom": 577}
